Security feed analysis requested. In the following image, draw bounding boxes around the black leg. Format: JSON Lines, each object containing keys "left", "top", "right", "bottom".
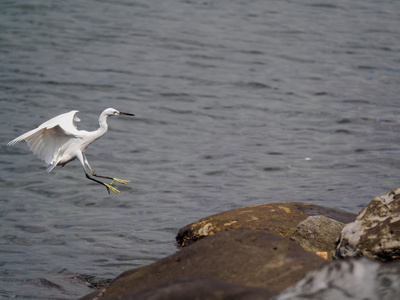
{"left": 84, "top": 172, "right": 120, "bottom": 194}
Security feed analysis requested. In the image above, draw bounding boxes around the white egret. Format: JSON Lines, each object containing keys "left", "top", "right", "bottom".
{"left": 8, "top": 108, "right": 135, "bottom": 194}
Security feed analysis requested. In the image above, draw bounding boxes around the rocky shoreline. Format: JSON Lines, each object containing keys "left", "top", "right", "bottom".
{"left": 79, "top": 188, "right": 400, "bottom": 300}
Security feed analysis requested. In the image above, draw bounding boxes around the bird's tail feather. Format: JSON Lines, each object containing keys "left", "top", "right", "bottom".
{"left": 46, "top": 163, "right": 57, "bottom": 173}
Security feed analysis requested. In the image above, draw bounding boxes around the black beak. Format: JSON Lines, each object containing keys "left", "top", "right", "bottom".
{"left": 119, "top": 112, "right": 135, "bottom": 116}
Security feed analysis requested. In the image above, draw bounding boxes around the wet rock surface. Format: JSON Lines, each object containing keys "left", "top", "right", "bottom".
{"left": 335, "top": 187, "right": 400, "bottom": 261}
{"left": 176, "top": 202, "right": 356, "bottom": 248}
{"left": 109, "top": 276, "right": 272, "bottom": 300}
{"left": 80, "top": 230, "right": 327, "bottom": 300}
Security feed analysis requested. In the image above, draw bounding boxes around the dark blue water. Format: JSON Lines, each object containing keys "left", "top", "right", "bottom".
{"left": 1, "top": 0, "right": 400, "bottom": 298}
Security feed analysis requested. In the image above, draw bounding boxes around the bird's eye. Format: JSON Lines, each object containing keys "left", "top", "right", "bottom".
{"left": 114, "top": 111, "right": 118, "bottom": 115}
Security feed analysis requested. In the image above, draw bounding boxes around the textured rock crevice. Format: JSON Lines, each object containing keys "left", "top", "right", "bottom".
{"left": 335, "top": 187, "right": 400, "bottom": 261}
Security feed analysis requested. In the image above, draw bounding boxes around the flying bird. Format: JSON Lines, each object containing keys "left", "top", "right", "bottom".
{"left": 8, "top": 108, "right": 135, "bottom": 194}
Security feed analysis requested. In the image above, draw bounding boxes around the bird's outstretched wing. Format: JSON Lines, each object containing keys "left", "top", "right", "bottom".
{"left": 8, "top": 110, "right": 81, "bottom": 171}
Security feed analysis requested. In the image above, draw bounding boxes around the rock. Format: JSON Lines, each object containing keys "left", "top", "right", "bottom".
{"left": 272, "top": 258, "right": 400, "bottom": 300}
{"left": 291, "top": 215, "right": 345, "bottom": 260}
{"left": 334, "top": 187, "right": 400, "bottom": 261}
{"left": 176, "top": 202, "right": 356, "bottom": 249}
{"left": 113, "top": 276, "right": 271, "bottom": 300}
{"left": 80, "top": 230, "right": 328, "bottom": 300}
{"left": 315, "top": 251, "right": 328, "bottom": 260}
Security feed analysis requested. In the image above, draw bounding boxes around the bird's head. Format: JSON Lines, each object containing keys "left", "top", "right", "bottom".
{"left": 103, "top": 108, "right": 135, "bottom": 117}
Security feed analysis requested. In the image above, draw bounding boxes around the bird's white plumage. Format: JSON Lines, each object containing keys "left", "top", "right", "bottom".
{"left": 8, "top": 108, "right": 134, "bottom": 194}
{"left": 8, "top": 110, "right": 82, "bottom": 172}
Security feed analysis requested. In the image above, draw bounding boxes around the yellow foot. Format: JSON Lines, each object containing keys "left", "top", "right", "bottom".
{"left": 104, "top": 183, "right": 121, "bottom": 194}
{"left": 109, "top": 178, "right": 130, "bottom": 185}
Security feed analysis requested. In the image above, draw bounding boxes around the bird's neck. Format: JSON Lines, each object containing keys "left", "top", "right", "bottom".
{"left": 90, "top": 114, "right": 109, "bottom": 141}
{"left": 97, "top": 114, "right": 109, "bottom": 136}
{"left": 98, "top": 114, "right": 109, "bottom": 132}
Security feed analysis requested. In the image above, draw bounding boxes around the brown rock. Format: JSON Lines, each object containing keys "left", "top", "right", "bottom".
{"left": 176, "top": 202, "right": 356, "bottom": 247}
{"left": 114, "top": 276, "right": 272, "bottom": 300}
{"left": 291, "top": 215, "right": 345, "bottom": 260}
{"left": 80, "top": 230, "right": 328, "bottom": 300}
